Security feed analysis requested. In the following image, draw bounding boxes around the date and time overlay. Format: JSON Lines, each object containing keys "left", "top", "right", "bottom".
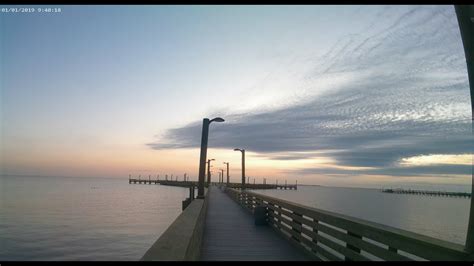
{"left": 1, "top": 7, "right": 62, "bottom": 14}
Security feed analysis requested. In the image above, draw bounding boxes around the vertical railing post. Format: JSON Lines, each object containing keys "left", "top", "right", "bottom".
{"left": 276, "top": 204, "right": 283, "bottom": 230}
{"left": 292, "top": 211, "right": 303, "bottom": 243}
{"left": 247, "top": 194, "right": 252, "bottom": 211}
{"left": 268, "top": 202, "right": 275, "bottom": 226}
{"left": 345, "top": 231, "right": 362, "bottom": 261}
{"left": 249, "top": 195, "right": 254, "bottom": 211}
{"left": 311, "top": 218, "right": 319, "bottom": 254}
{"left": 244, "top": 193, "right": 249, "bottom": 209}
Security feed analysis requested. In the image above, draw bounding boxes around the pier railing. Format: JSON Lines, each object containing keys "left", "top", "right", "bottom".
{"left": 225, "top": 188, "right": 472, "bottom": 261}
{"left": 141, "top": 189, "right": 209, "bottom": 261}
{"left": 227, "top": 183, "right": 297, "bottom": 190}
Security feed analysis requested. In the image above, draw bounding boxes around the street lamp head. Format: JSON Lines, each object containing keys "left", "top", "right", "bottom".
{"left": 210, "top": 117, "right": 225, "bottom": 123}
{"left": 210, "top": 158, "right": 215, "bottom": 161}
{"left": 234, "top": 148, "right": 241, "bottom": 151}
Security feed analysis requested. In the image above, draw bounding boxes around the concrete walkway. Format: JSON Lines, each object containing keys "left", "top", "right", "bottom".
{"left": 200, "top": 187, "right": 311, "bottom": 261}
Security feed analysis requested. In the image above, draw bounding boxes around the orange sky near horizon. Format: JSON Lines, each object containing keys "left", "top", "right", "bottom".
{"left": 2, "top": 141, "right": 471, "bottom": 188}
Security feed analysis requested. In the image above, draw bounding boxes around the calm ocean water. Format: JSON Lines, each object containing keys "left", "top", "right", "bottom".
{"left": 0, "top": 175, "right": 188, "bottom": 261}
{"left": 253, "top": 185, "right": 470, "bottom": 245}
{"left": 0, "top": 175, "right": 471, "bottom": 260}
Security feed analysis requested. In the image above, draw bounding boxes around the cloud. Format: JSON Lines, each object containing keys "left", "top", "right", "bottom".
{"left": 292, "top": 164, "right": 472, "bottom": 177}
{"left": 147, "top": 6, "right": 472, "bottom": 178}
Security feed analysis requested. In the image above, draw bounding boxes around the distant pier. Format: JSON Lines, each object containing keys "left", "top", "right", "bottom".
{"left": 382, "top": 188, "right": 471, "bottom": 198}
{"left": 129, "top": 177, "right": 196, "bottom": 187}
{"left": 128, "top": 176, "right": 297, "bottom": 190}
{"left": 226, "top": 183, "right": 297, "bottom": 190}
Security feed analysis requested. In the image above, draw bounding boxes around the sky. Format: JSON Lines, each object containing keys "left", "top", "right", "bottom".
{"left": 0, "top": 5, "right": 472, "bottom": 189}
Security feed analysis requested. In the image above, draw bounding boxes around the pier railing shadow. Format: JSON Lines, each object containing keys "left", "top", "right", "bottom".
{"left": 225, "top": 188, "right": 472, "bottom": 261}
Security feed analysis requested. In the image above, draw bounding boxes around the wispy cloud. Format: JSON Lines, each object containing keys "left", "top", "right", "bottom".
{"left": 147, "top": 6, "right": 472, "bottom": 178}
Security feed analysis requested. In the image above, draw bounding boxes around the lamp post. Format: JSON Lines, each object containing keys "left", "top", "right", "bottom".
{"left": 197, "top": 117, "right": 225, "bottom": 199}
{"left": 455, "top": 6, "right": 474, "bottom": 253}
{"left": 220, "top": 169, "right": 224, "bottom": 184}
{"left": 234, "top": 148, "right": 245, "bottom": 189}
{"left": 223, "top": 162, "right": 229, "bottom": 185}
{"left": 207, "top": 158, "right": 215, "bottom": 185}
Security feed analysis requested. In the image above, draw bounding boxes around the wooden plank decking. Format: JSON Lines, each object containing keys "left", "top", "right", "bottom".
{"left": 200, "top": 186, "right": 311, "bottom": 261}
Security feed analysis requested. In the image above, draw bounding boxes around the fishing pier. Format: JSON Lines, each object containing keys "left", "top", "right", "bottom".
{"left": 135, "top": 180, "right": 473, "bottom": 261}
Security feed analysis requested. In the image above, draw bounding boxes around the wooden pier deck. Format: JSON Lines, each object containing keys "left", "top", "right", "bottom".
{"left": 200, "top": 186, "right": 311, "bottom": 261}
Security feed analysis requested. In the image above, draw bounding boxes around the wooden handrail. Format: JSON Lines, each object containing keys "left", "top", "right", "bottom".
{"left": 225, "top": 188, "right": 472, "bottom": 261}
{"left": 141, "top": 189, "right": 209, "bottom": 261}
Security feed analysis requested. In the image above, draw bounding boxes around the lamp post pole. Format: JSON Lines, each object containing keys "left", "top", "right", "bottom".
{"left": 207, "top": 159, "right": 215, "bottom": 186}
{"left": 197, "top": 117, "right": 224, "bottom": 199}
{"left": 243, "top": 150, "right": 245, "bottom": 187}
{"left": 223, "top": 162, "right": 230, "bottom": 185}
{"left": 234, "top": 149, "right": 246, "bottom": 189}
{"left": 455, "top": 5, "right": 474, "bottom": 253}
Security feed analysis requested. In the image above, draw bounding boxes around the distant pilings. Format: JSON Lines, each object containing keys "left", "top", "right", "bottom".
{"left": 129, "top": 174, "right": 195, "bottom": 187}
{"left": 129, "top": 175, "right": 298, "bottom": 190}
{"left": 382, "top": 188, "right": 471, "bottom": 198}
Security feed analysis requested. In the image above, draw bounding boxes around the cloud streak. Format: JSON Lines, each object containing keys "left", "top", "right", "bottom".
{"left": 148, "top": 6, "right": 472, "bottom": 178}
